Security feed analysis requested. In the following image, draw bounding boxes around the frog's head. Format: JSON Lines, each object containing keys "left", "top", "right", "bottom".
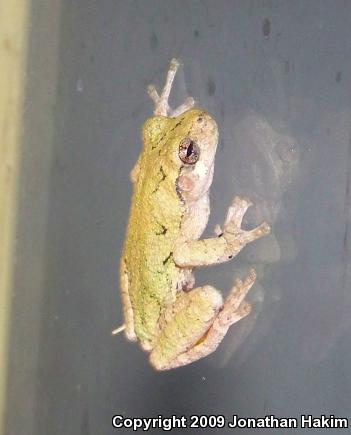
{"left": 171, "top": 109, "right": 219, "bottom": 203}
{"left": 141, "top": 108, "right": 218, "bottom": 202}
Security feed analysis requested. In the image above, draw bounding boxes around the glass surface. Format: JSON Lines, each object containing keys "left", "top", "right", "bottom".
{"left": 6, "top": 1, "right": 351, "bottom": 434}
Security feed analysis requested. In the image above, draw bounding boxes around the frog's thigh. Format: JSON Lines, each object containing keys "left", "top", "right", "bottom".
{"left": 149, "top": 286, "right": 222, "bottom": 370}
{"left": 150, "top": 270, "right": 256, "bottom": 370}
{"left": 120, "top": 259, "right": 136, "bottom": 341}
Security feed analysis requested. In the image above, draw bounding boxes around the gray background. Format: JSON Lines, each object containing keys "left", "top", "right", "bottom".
{"left": 6, "top": 1, "right": 351, "bottom": 434}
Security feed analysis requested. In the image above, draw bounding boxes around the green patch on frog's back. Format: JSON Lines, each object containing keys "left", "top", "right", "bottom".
{"left": 131, "top": 258, "right": 177, "bottom": 345}
{"left": 123, "top": 157, "right": 184, "bottom": 344}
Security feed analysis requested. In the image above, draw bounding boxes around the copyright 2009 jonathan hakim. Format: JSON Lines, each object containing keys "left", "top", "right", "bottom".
{"left": 112, "top": 414, "right": 348, "bottom": 431}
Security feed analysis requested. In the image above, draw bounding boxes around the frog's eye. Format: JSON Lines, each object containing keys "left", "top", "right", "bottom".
{"left": 179, "top": 138, "right": 200, "bottom": 165}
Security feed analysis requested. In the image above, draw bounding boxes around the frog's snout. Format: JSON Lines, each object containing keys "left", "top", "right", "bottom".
{"left": 195, "top": 111, "right": 218, "bottom": 134}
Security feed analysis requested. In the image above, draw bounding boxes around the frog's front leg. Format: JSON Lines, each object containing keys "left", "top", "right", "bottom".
{"left": 173, "top": 196, "right": 270, "bottom": 267}
{"left": 149, "top": 270, "right": 255, "bottom": 370}
{"left": 147, "top": 58, "right": 195, "bottom": 118}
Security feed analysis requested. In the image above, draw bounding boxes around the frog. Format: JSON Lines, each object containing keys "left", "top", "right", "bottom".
{"left": 118, "top": 59, "right": 270, "bottom": 370}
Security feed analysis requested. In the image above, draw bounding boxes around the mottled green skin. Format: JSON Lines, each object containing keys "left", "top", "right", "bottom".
{"left": 122, "top": 109, "right": 205, "bottom": 349}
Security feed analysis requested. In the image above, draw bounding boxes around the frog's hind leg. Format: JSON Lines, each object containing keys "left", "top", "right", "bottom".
{"left": 148, "top": 58, "right": 194, "bottom": 118}
{"left": 119, "top": 259, "right": 137, "bottom": 341}
{"left": 149, "top": 286, "right": 223, "bottom": 370}
{"left": 170, "top": 97, "right": 195, "bottom": 118}
{"left": 149, "top": 270, "right": 256, "bottom": 370}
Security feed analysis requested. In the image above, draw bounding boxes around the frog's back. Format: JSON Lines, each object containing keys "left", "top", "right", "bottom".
{"left": 122, "top": 145, "right": 184, "bottom": 348}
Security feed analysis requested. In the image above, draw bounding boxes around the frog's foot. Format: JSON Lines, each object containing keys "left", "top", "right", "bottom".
{"left": 223, "top": 196, "right": 270, "bottom": 245}
{"left": 215, "top": 269, "right": 256, "bottom": 328}
{"left": 149, "top": 270, "right": 256, "bottom": 370}
{"left": 170, "top": 96, "right": 195, "bottom": 118}
{"left": 148, "top": 58, "right": 195, "bottom": 118}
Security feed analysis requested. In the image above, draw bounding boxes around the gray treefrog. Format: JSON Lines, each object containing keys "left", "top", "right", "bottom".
{"left": 117, "top": 59, "right": 270, "bottom": 370}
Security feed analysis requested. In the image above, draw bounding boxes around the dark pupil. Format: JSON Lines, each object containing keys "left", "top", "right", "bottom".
{"left": 186, "top": 142, "right": 194, "bottom": 157}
